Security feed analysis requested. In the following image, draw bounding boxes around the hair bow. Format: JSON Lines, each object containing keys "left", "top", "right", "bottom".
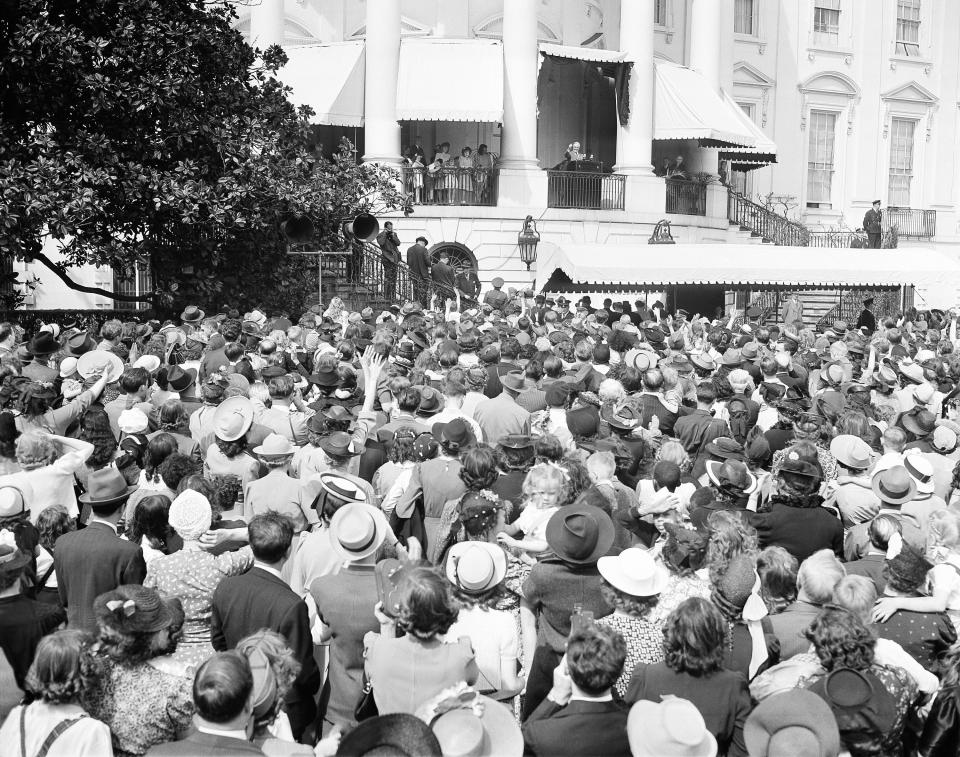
{"left": 105, "top": 599, "right": 136, "bottom": 618}
{"left": 742, "top": 572, "right": 769, "bottom": 680}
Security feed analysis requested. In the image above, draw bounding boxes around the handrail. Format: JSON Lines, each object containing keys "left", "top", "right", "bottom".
{"left": 400, "top": 166, "right": 498, "bottom": 206}
{"left": 665, "top": 178, "right": 707, "bottom": 216}
{"left": 726, "top": 188, "right": 810, "bottom": 246}
{"left": 547, "top": 171, "right": 626, "bottom": 210}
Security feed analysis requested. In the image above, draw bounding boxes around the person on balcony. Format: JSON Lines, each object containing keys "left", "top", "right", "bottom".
{"left": 654, "top": 157, "right": 672, "bottom": 178}
{"left": 667, "top": 155, "right": 688, "bottom": 180}
{"left": 473, "top": 144, "right": 496, "bottom": 203}
{"left": 377, "top": 221, "right": 401, "bottom": 302}
{"left": 431, "top": 143, "right": 453, "bottom": 204}
{"left": 456, "top": 147, "right": 474, "bottom": 205}
{"left": 564, "top": 141, "right": 585, "bottom": 165}
{"left": 863, "top": 200, "right": 883, "bottom": 249}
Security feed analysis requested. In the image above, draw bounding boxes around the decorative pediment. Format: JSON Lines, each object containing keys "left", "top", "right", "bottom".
{"left": 733, "top": 61, "right": 774, "bottom": 88}
{"left": 473, "top": 14, "right": 559, "bottom": 43}
{"left": 233, "top": 17, "right": 321, "bottom": 46}
{"left": 880, "top": 81, "right": 939, "bottom": 140}
{"left": 348, "top": 16, "right": 432, "bottom": 39}
{"left": 881, "top": 81, "right": 938, "bottom": 105}
{"left": 798, "top": 71, "right": 860, "bottom": 97}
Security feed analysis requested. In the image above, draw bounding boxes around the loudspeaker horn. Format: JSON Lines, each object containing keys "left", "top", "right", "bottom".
{"left": 344, "top": 213, "right": 379, "bottom": 242}
{"left": 280, "top": 215, "right": 315, "bottom": 244}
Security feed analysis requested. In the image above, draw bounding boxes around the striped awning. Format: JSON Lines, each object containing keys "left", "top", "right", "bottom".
{"left": 718, "top": 92, "right": 777, "bottom": 170}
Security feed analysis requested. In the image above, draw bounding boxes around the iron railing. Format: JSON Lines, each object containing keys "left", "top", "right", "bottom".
{"left": 884, "top": 207, "right": 936, "bottom": 239}
{"left": 400, "top": 166, "right": 498, "bottom": 206}
{"left": 807, "top": 231, "right": 869, "bottom": 248}
{"left": 665, "top": 178, "right": 707, "bottom": 216}
{"left": 726, "top": 189, "right": 810, "bottom": 246}
{"left": 547, "top": 171, "right": 626, "bottom": 210}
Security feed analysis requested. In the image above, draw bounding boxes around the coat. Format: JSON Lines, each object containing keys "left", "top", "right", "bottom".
{"left": 55, "top": 521, "right": 146, "bottom": 633}
{"left": 146, "top": 730, "right": 265, "bottom": 756}
{"left": 406, "top": 243, "right": 431, "bottom": 279}
{"left": 863, "top": 207, "right": 883, "bottom": 233}
{"left": 522, "top": 699, "right": 631, "bottom": 757}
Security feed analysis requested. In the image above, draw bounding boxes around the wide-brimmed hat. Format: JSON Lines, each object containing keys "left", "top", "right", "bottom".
{"left": 445, "top": 542, "right": 508, "bottom": 594}
{"left": 132, "top": 355, "right": 161, "bottom": 375}
{"left": 180, "top": 305, "right": 205, "bottom": 324}
{"left": 329, "top": 502, "right": 390, "bottom": 560}
{"left": 830, "top": 435, "right": 871, "bottom": 470}
{"left": 628, "top": 698, "right": 717, "bottom": 757}
{"left": 706, "top": 459, "right": 757, "bottom": 493}
{"left": 320, "top": 405, "right": 354, "bottom": 424}
{"left": 26, "top": 331, "right": 59, "bottom": 356}
{"left": 902, "top": 409, "right": 937, "bottom": 437}
{"left": 213, "top": 396, "right": 254, "bottom": 442}
{"left": 76, "top": 350, "right": 124, "bottom": 383}
{"left": 316, "top": 471, "right": 369, "bottom": 505}
{"left": 432, "top": 418, "right": 475, "bottom": 448}
{"left": 598, "top": 548, "right": 669, "bottom": 597}
{"left": 318, "top": 431, "right": 359, "bottom": 458}
{"left": 744, "top": 689, "right": 841, "bottom": 757}
{"left": 704, "top": 437, "right": 745, "bottom": 461}
{"left": 338, "top": 713, "right": 441, "bottom": 757}
{"left": 690, "top": 353, "right": 717, "bottom": 372}
{"left": 94, "top": 585, "right": 175, "bottom": 634}
{"left": 165, "top": 365, "right": 197, "bottom": 393}
{"left": 253, "top": 433, "right": 296, "bottom": 459}
{"left": 417, "top": 386, "right": 445, "bottom": 416}
{"left": 806, "top": 668, "right": 898, "bottom": 749}
{"left": 545, "top": 504, "right": 615, "bottom": 565}
{"left": 66, "top": 331, "right": 96, "bottom": 356}
{"left": 871, "top": 465, "right": 917, "bottom": 505}
{"left": 430, "top": 692, "right": 522, "bottom": 757}
{"left": 78, "top": 467, "right": 137, "bottom": 509}
{"left": 902, "top": 454, "right": 935, "bottom": 494}
{"left": 899, "top": 361, "right": 924, "bottom": 385}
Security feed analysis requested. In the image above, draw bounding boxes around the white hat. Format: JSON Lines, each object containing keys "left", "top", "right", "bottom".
{"left": 628, "top": 698, "right": 717, "bottom": 757}
{"left": 445, "top": 542, "right": 508, "bottom": 594}
{"left": 597, "top": 548, "right": 669, "bottom": 597}
{"left": 118, "top": 408, "right": 150, "bottom": 435}
{"left": 76, "top": 350, "right": 124, "bottom": 383}
{"left": 213, "top": 397, "right": 254, "bottom": 442}
{"left": 252, "top": 433, "right": 296, "bottom": 458}
{"left": 328, "top": 503, "right": 390, "bottom": 560}
{"left": 58, "top": 356, "right": 78, "bottom": 379}
{"left": 133, "top": 355, "right": 162, "bottom": 374}
{"left": 902, "top": 452, "right": 935, "bottom": 494}
{"left": 913, "top": 383, "right": 935, "bottom": 406}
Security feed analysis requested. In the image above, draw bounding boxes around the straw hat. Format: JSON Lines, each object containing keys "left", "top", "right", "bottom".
{"left": 77, "top": 350, "right": 124, "bottom": 383}
{"left": 252, "top": 433, "right": 296, "bottom": 459}
{"left": 212, "top": 397, "right": 254, "bottom": 442}
{"left": 628, "top": 698, "right": 717, "bottom": 757}
{"left": 598, "top": 548, "right": 669, "bottom": 597}
{"left": 445, "top": 542, "right": 508, "bottom": 594}
{"left": 328, "top": 503, "right": 390, "bottom": 561}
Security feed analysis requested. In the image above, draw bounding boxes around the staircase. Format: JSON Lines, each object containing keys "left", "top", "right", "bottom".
{"left": 727, "top": 188, "right": 809, "bottom": 246}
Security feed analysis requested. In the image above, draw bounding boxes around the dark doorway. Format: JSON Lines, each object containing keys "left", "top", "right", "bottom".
{"left": 672, "top": 285, "right": 727, "bottom": 321}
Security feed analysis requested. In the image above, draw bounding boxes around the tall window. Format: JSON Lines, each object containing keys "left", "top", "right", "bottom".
{"left": 888, "top": 118, "right": 916, "bottom": 206}
{"left": 113, "top": 261, "right": 152, "bottom": 311}
{"left": 654, "top": 0, "right": 667, "bottom": 26}
{"left": 731, "top": 103, "right": 756, "bottom": 198}
{"left": 813, "top": 0, "right": 840, "bottom": 44}
{"left": 806, "top": 110, "right": 837, "bottom": 208}
{"left": 896, "top": 0, "right": 921, "bottom": 56}
{"left": 734, "top": 0, "right": 756, "bottom": 35}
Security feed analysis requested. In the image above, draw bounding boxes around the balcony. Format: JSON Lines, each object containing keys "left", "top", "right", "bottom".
{"left": 884, "top": 207, "right": 936, "bottom": 239}
{"left": 665, "top": 178, "right": 707, "bottom": 216}
{"left": 400, "top": 166, "right": 498, "bottom": 207}
{"left": 547, "top": 171, "right": 625, "bottom": 210}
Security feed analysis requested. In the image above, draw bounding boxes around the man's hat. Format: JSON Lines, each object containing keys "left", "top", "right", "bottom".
{"left": 830, "top": 435, "right": 872, "bottom": 470}
{"left": 78, "top": 467, "right": 138, "bottom": 510}
{"left": 497, "top": 434, "right": 534, "bottom": 450}
{"left": 501, "top": 371, "right": 531, "bottom": 394}
{"left": 417, "top": 386, "right": 445, "bottom": 416}
{"left": 871, "top": 465, "right": 917, "bottom": 505}
{"left": 180, "top": 305, "right": 205, "bottom": 324}
{"left": 65, "top": 331, "right": 96, "bottom": 356}
{"left": 545, "top": 504, "right": 615, "bottom": 565}
{"left": 26, "top": 332, "right": 59, "bottom": 356}
{"left": 165, "top": 365, "right": 197, "bottom": 393}
{"left": 329, "top": 502, "right": 390, "bottom": 560}
{"left": 318, "top": 431, "right": 359, "bottom": 458}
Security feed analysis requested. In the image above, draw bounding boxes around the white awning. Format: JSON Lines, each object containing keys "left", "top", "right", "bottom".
{"left": 538, "top": 43, "right": 630, "bottom": 64}
{"left": 537, "top": 243, "right": 960, "bottom": 289}
{"left": 277, "top": 42, "right": 365, "bottom": 126}
{"left": 718, "top": 92, "right": 777, "bottom": 169}
{"left": 396, "top": 39, "right": 503, "bottom": 121}
{"left": 654, "top": 61, "right": 757, "bottom": 148}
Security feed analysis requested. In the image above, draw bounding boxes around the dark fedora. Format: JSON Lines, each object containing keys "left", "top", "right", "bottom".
{"left": 322, "top": 405, "right": 354, "bottom": 423}
{"left": 26, "top": 331, "right": 59, "bottom": 356}
{"left": 0, "top": 542, "right": 31, "bottom": 576}
{"left": 431, "top": 418, "right": 475, "bottom": 448}
{"left": 501, "top": 371, "right": 531, "bottom": 394}
{"left": 497, "top": 434, "right": 534, "bottom": 450}
{"left": 318, "top": 431, "right": 359, "bottom": 458}
{"left": 337, "top": 714, "right": 441, "bottom": 757}
{"left": 545, "top": 504, "right": 615, "bottom": 565}
{"left": 166, "top": 365, "right": 197, "bottom": 393}
{"left": 78, "top": 467, "right": 138, "bottom": 510}
{"left": 902, "top": 408, "right": 937, "bottom": 437}
{"left": 417, "top": 386, "right": 444, "bottom": 416}
{"left": 606, "top": 404, "right": 642, "bottom": 433}
{"left": 260, "top": 365, "right": 287, "bottom": 380}
{"left": 309, "top": 366, "right": 340, "bottom": 387}
{"left": 180, "top": 305, "right": 205, "bottom": 324}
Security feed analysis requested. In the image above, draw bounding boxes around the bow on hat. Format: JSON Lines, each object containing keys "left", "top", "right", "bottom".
{"left": 106, "top": 599, "right": 136, "bottom": 618}
{"left": 743, "top": 572, "right": 769, "bottom": 680}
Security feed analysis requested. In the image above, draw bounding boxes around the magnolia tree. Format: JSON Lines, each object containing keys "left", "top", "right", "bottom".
{"left": 0, "top": 0, "right": 404, "bottom": 312}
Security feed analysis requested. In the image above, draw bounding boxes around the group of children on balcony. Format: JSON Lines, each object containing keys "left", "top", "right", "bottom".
{"left": 402, "top": 142, "right": 497, "bottom": 204}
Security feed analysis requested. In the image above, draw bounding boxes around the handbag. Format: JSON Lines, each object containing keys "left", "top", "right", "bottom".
{"left": 354, "top": 672, "right": 378, "bottom": 722}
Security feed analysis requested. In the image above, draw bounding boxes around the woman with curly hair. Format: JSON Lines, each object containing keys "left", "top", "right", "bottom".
{"left": 364, "top": 566, "right": 478, "bottom": 715}
{"left": 150, "top": 399, "right": 201, "bottom": 462}
{"left": 704, "top": 509, "right": 759, "bottom": 586}
{"left": 802, "top": 607, "right": 918, "bottom": 757}
{"left": 74, "top": 407, "right": 119, "bottom": 491}
{"left": 0, "top": 630, "right": 113, "bottom": 756}
{"left": 756, "top": 545, "right": 798, "bottom": 615}
{"left": 15, "top": 430, "right": 94, "bottom": 523}
{"left": 372, "top": 429, "right": 418, "bottom": 518}
{"left": 648, "top": 522, "right": 712, "bottom": 625}
{"left": 82, "top": 585, "right": 193, "bottom": 756}
{"left": 34, "top": 504, "right": 75, "bottom": 605}
{"left": 128, "top": 494, "right": 174, "bottom": 566}
{"left": 624, "top": 597, "right": 751, "bottom": 757}
{"left": 14, "top": 371, "right": 110, "bottom": 436}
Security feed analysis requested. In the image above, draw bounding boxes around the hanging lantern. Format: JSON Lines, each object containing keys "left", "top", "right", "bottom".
{"left": 518, "top": 215, "right": 540, "bottom": 271}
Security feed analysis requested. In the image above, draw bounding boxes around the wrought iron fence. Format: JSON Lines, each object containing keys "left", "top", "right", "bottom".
{"left": 807, "top": 231, "right": 869, "bottom": 248}
{"left": 884, "top": 207, "right": 936, "bottom": 239}
{"left": 665, "top": 178, "right": 707, "bottom": 216}
{"left": 726, "top": 189, "right": 810, "bottom": 245}
{"left": 400, "top": 166, "right": 498, "bottom": 207}
{"left": 547, "top": 171, "right": 626, "bottom": 210}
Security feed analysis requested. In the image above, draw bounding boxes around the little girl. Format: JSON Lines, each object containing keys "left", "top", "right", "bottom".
{"left": 496, "top": 462, "right": 566, "bottom": 561}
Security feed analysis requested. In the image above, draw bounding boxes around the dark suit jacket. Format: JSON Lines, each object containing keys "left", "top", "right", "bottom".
{"left": 55, "top": 521, "right": 146, "bottom": 633}
{"left": 406, "top": 243, "right": 431, "bottom": 279}
{"left": 522, "top": 698, "right": 631, "bottom": 757}
{"left": 211, "top": 567, "right": 320, "bottom": 705}
{"left": 145, "top": 730, "right": 264, "bottom": 756}
{"left": 199, "top": 348, "right": 229, "bottom": 382}
{"left": 863, "top": 208, "right": 882, "bottom": 233}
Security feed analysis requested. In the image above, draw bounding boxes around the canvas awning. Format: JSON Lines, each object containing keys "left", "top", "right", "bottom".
{"left": 396, "top": 39, "right": 503, "bottom": 121}
{"left": 537, "top": 243, "right": 960, "bottom": 289}
{"left": 538, "top": 44, "right": 633, "bottom": 126}
{"left": 718, "top": 92, "right": 777, "bottom": 170}
{"left": 538, "top": 43, "right": 631, "bottom": 64}
{"left": 654, "top": 61, "right": 757, "bottom": 148}
{"left": 276, "top": 42, "right": 365, "bottom": 126}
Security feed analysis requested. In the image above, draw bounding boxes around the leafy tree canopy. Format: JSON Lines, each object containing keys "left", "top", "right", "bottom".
{"left": 0, "top": 0, "right": 404, "bottom": 311}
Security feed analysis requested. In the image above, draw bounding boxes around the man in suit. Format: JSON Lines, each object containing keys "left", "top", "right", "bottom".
{"left": 522, "top": 624, "right": 631, "bottom": 757}
{"left": 406, "top": 236, "right": 432, "bottom": 308}
{"left": 200, "top": 319, "right": 240, "bottom": 381}
{"left": 863, "top": 199, "right": 883, "bottom": 249}
{"left": 146, "top": 652, "right": 263, "bottom": 756}
{"left": 856, "top": 296, "right": 877, "bottom": 333}
{"left": 430, "top": 251, "right": 457, "bottom": 310}
{"left": 376, "top": 221, "right": 401, "bottom": 301}
{"left": 473, "top": 371, "right": 531, "bottom": 445}
{"left": 211, "top": 512, "right": 320, "bottom": 742}
{"left": 55, "top": 468, "right": 145, "bottom": 632}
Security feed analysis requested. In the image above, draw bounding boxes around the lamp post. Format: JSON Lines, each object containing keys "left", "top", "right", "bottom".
{"left": 518, "top": 215, "right": 540, "bottom": 271}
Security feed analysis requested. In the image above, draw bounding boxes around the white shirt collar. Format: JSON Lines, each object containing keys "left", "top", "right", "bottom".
{"left": 89, "top": 518, "right": 118, "bottom": 534}
{"left": 570, "top": 692, "right": 613, "bottom": 703}
{"left": 253, "top": 561, "right": 284, "bottom": 579}
{"left": 196, "top": 725, "right": 249, "bottom": 741}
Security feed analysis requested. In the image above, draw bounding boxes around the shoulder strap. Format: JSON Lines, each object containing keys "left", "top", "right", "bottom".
{"left": 19, "top": 707, "right": 26, "bottom": 757}
{"left": 34, "top": 715, "right": 87, "bottom": 757}
{"left": 37, "top": 562, "right": 56, "bottom": 590}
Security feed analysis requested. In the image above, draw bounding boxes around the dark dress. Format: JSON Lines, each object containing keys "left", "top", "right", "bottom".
{"left": 750, "top": 500, "right": 844, "bottom": 562}
{"left": 0, "top": 594, "right": 66, "bottom": 689}
{"left": 877, "top": 608, "right": 957, "bottom": 673}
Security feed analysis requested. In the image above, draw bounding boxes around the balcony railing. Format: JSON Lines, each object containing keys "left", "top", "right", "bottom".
{"left": 884, "top": 207, "right": 936, "bottom": 239}
{"left": 547, "top": 171, "right": 625, "bottom": 210}
{"left": 400, "top": 166, "right": 498, "bottom": 207}
{"left": 665, "top": 178, "right": 707, "bottom": 216}
{"left": 727, "top": 189, "right": 810, "bottom": 246}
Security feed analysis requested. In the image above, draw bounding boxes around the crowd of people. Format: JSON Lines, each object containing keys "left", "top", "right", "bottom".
{"left": 1, "top": 290, "right": 960, "bottom": 757}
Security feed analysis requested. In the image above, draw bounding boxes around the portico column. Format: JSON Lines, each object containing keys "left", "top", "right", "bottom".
{"left": 362, "top": 0, "right": 402, "bottom": 165}
{"left": 499, "top": 0, "right": 539, "bottom": 170}
{"left": 688, "top": 0, "right": 727, "bottom": 177}
{"left": 614, "top": 0, "right": 655, "bottom": 176}
{"left": 249, "top": 0, "right": 285, "bottom": 48}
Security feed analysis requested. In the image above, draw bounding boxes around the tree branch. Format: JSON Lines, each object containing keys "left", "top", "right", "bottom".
{"left": 28, "top": 250, "right": 153, "bottom": 303}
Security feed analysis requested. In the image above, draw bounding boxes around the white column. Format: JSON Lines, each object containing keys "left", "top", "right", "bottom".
{"left": 436, "top": 0, "right": 469, "bottom": 38}
{"left": 362, "top": 0, "right": 402, "bottom": 165}
{"left": 614, "top": 0, "right": 655, "bottom": 175}
{"left": 249, "top": 0, "right": 285, "bottom": 48}
{"left": 500, "top": 0, "right": 540, "bottom": 170}
{"left": 689, "top": 0, "right": 722, "bottom": 91}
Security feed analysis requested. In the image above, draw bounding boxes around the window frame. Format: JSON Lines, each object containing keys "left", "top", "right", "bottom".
{"left": 654, "top": 0, "right": 669, "bottom": 28}
{"left": 806, "top": 109, "right": 838, "bottom": 208}
{"left": 812, "top": 0, "right": 841, "bottom": 45}
{"left": 734, "top": 0, "right": 759, "bottom": 37}
{"left": 887, "top": 117, "right": 917, "bottom": 206}
{"left": 895, "top": 0, "right": 922, "bottom": 57}
{"left": 112, "top": 261, "right": 153, "bottom": 311}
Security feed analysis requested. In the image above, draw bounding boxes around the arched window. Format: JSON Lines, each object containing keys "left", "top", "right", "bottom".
{"left": 427, "top": 242, "right": 477, "bottom": 276}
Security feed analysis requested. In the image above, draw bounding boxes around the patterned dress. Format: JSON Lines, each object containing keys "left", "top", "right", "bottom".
{"left": 649, "top": 570, "right": 712, "bottom": 626}
{"left": 596, "top": 611, "right": 665, "bottom": 698}
{"left": 144, "top": 544, "right": 253, "bottom": 671}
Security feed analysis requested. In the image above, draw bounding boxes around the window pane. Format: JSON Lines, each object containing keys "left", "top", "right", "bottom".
{"left": 813, "top": 1, "right": 840, "bottom": 44}
{"left": 734, "top": 0, "right": 755, "bottom": 35}
{"left": 888, "top": 118, "right": 916, "bottom": 207}
{"left": 655, "top": 0, "right": 667, "bottom": 25}
{"left": 896, "top": 0, "right": 920, "bottom": 55}
{"left": 807, "top": 111, "right": 836, "bottom": 204}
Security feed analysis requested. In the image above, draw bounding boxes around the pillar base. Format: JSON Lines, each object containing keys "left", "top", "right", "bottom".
{"left": 496, "top": 168, "right": 548, "bottom": 209}
{"left": 705, "top": 182, "right": 729, "bottom": 221}
{"left": 622, "top": 173, "right": 667, "bottom": 215}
